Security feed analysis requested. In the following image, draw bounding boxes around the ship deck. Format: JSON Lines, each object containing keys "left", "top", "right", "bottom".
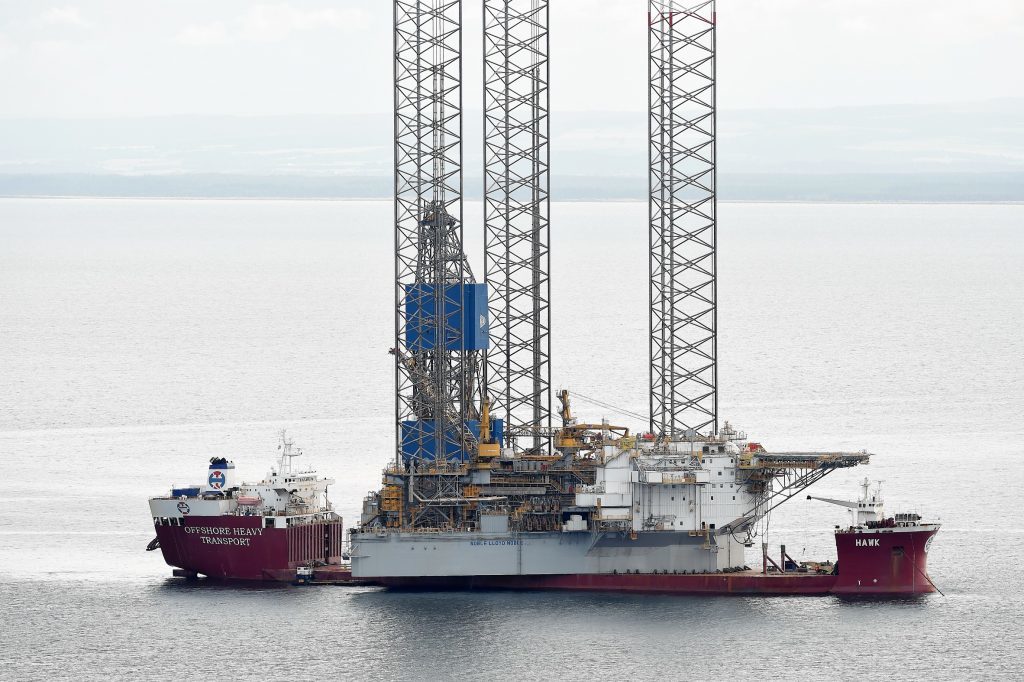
{"left": 257, "top": 566, "right": 839, "bottom": 593}
{"left": 275, "top": 568, "right": 838, "bottom": 591}
{"left": 184, "top": 566, "right": 934, "bottom": 596}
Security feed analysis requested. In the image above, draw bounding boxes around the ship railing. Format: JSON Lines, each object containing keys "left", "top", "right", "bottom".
{"left": 363, "top": 524, "right": 497, "bottom": 536}
{"left": 271, "top": 511, "right": 340, "bottom": 526}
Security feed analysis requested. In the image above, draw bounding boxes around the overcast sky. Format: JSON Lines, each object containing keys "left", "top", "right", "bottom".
{"left": 0, "top": 1, "right": 1021, "bottom": 118}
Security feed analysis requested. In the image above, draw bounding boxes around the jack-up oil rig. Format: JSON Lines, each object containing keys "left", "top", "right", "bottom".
{"left": 348, "top": 0, "right": 940, "bottom": 595}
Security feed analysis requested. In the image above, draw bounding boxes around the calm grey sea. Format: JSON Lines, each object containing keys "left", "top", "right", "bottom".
{"left": 1, "top": 198, "right": 1022, "bottom": 680}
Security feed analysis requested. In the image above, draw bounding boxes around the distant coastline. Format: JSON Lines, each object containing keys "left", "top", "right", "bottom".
{"left": 3, "top": 195, "right": 1023, "bottom": 207}
{"left": 2, "top": 172, "right": 1021, "bottom": 203}
{"left": 2, "top": 101, "right": 1022, "bottom": 203}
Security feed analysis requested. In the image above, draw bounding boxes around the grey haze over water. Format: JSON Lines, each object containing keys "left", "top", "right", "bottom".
{"left": 3, "top": 100, "right": 1024, "bottom": 202}
{"left": 1, "top": 198, "right": 1022, "bottom": 679}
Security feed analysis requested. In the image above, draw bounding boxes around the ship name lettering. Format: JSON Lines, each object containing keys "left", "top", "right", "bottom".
{"left": 855, "top": 538, "right": 880, "bottom": 547}
{"left": 470, "top": 540, "right": 522, "bottom": 547}
{"left": 183, "top": 526, "right": 263, "bottom": 537}
{"left": 199, "top": 536, "right": 252, "bottom": 546}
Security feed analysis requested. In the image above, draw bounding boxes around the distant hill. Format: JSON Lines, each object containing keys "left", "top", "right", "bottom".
{"left": 1, "top": 100, "right": 1022, "bottom": 201}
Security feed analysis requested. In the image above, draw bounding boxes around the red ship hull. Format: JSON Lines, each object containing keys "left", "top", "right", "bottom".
{"left": 158, "top": 521, "right": 937, "bottom": 596}
{"left": 155, "top": 515, "right": 344, "bottom": 581}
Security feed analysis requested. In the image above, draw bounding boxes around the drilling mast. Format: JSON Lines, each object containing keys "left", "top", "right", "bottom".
{"left": 393, "top": 0, "right": 485, "bottom": 467}
{"left": 483, "top": 0, "right": 552, "bottom": 453}
{"left": 648, "top": 0, "right": 718, "bottom": 439}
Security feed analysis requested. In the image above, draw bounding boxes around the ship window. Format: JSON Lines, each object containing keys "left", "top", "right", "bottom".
{"left": 718, "top": 471, "right": 722, "bottom": 476}
{"left": 732, "top": 496, "right": 736, "bottom": 501}
{"left": 711, "top": 496, "right": 714, "bottom": 500}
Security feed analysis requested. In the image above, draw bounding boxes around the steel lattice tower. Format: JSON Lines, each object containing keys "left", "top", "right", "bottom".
{"left": 483, "top": 0, "right": 551, "bottom": 453}
{"left": 394, "top": 0, "right": 482, "bottom": 466}
{"left": 648, "top": 0, "right": 717, "bottom": 438}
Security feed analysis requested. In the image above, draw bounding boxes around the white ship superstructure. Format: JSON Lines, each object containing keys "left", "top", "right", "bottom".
{"left": 149, "top": 432, "right": 336, "bottom": 525}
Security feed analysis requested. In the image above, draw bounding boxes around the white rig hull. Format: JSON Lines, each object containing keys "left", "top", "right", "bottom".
{"left": 351, "top": 529, "right": 748, "bottom": 578}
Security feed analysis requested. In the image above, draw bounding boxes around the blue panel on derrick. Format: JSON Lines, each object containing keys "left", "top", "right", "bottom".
{"left": 405, "top": 283, "right": 489, "bottom": 351}
{"left": 401, "top": 418, "right": 504, "bottom": 461}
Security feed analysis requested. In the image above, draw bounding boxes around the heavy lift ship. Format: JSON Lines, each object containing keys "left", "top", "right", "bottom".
{"left": 148, "top": 1, "right": 940, "bottom": 594}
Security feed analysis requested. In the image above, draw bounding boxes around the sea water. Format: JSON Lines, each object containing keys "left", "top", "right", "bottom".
{"left": 1, "top": 198, "right": 1022, "bottom": 679}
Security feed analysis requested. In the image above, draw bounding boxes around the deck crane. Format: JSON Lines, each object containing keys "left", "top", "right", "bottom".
{"left": 808, "top": 478, "right": 886, "bottom": 526}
